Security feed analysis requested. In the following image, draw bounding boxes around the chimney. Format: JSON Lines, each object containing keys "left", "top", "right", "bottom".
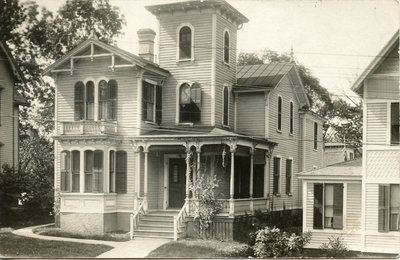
{"left": 137, "top": 28, "right": 156, "bottom": 63}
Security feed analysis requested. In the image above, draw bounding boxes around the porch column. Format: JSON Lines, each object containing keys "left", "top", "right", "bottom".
{"left": 79, "top": 149, "right": 85, "bottom": 193}
{"left": 249, "top": 148, "right": 254, "bottom": 213}
{"left": 134, "top": 147, "right": 141, "bottom": 210}
{"left": 195, "top": 146, "right": 201, "bottom": 180}
{"left": 143, "top": 148, "right": 149, "bottom": 211}
{"left": 264, "top": 150, "right": 271, "bottom": 199}
{"left": 185, "top": 148, "right": 191, "bottom": 200}
{"left": 229, "top": 145, "right": 236, "bottom": 217}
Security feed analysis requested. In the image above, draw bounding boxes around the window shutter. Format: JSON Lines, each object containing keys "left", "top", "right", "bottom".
{"left": 223, "top": 87, "right": 229, "bottom": 126}
{"left": 333, "top": 184, "right": 343, "bottom": 229}
{"left": 71, "top": 151, "right": 80, "bottom": 192}
{"left": 277, "top": 97, "right": 282, "bottom": 131}
{"left": 74, "top": 82, "right": 84, "bottom": 121}
{"left": 142, "top": 81, "right": 147, "bottom": 121}
{"left": 391, "top": 102, "right": 399, "bottom": 145}
{"left": 273, "top": 157, "right": 280, "bottom": 194}
{"left": 85, "top": 151, "right": 93, "bottom": 192}
{"left": 93, "top": 150, "right": 103, "bottom": 193}
{"left": 108, "top": 80, "right": 118, "bottom": 121}
{"left": 116, "top": 151, "right": 127, "bottom": 194}
{"left": 86, "top": 81, "right": 95, "bottom": 120}
{"left": 60, "top": 151, "right": 70, "bottom": 192}
{"left": 379, "top": 185, "right": 390, "bottom": 232}
{"left": 390, "top": 184, "right": 400, "bottom": 231}
{"left": 314, "top": 122, "right": 318, "bottom": 150}
{"left": 313, "top": 183, "right": 323, "bottom": 229}
{"left": 286, "top": 159, "right": 292, "bottom": 194}
{"left": 156, "top": 85, "right": 162, "bottom": 124}
{"left": 191, "top": 83, "right": 201, "bottom": 104}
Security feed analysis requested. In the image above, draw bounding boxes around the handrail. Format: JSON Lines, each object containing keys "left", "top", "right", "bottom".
{"left": 130, "top": 198, "right": 146, "bottom": 240}
{"left": 173, "top": 200, "right": 189, "bottom": 241}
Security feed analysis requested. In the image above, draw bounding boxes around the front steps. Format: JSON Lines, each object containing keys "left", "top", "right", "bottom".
{"left": 133, "top": 210, "right": 185, "bottom": 239}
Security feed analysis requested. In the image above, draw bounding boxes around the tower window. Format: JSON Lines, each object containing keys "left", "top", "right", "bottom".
{"left": 179, "top": 82, "right": 201, "bottom": 123}
{"left": 224, "top": 30, "right": 230, "bottom": 63}
{"left": 179, "top": 26, "right": 192, "bottom": 60}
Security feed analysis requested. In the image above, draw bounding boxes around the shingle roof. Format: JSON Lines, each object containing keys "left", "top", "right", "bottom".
{"left": 297, "top": 158, "right": 362, "bottom": 180}
{"left": 236, "top": 63, "right": 294, "bottom": 87}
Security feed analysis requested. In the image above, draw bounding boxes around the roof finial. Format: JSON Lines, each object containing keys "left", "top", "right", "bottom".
{"left": 290, "top": 44, "right": 295, "bottom": 63}
{"left": 89, "top": 29, "right": 98, "bottom": 40}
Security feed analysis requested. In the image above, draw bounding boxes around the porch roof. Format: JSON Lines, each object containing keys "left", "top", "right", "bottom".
{"left": 137, "top": 127, "right": 277, "bottom": 147}
{"left": 297, "top": 158, "right": 362, "bottom": 181}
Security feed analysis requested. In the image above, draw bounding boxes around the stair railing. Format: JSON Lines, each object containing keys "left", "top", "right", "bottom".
{"left": 173, "top": 200, "right": 189, "bottom": 241}
{"left": 130, "top": 198, "right": 146, "bottom": 240}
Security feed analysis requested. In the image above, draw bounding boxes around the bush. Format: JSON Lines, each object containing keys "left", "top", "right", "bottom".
{"left": 219, "top": 243, "right": 252, "bottom": 257}
{"left": 252, "top": 226, "right": 311, "bottom": 257}
{"left": 320, "top": 236, "right": 350, "bottom": 258}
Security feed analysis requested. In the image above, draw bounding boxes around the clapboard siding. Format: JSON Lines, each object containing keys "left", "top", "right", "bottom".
{"left": 366, "top": 103, "right": 387, "bottom": 145}
{"left": 374, "top": 46, "right": 399, "bottom": 75}
{"left": 366, "top": 78, "right": 399, "bottom": 100}
{"left": 56, "top": 57, "right": 138, "bottom": 136}
{"left": 365, "top": 234, "right": 400, "bottom": 253}
{"left": 158, "top": 11, "right": 213, "bottom": 126}
{"left": 302, "top": 115, "right": 324, "bottom": 171}
{"left": 366, "top": 150, "right": 400, "bottom": 179}
{"left": 346, "top": 183, "right": 362, "bottom": 231}
{"left": 215, "top": 14, "right": 237, "bottom": 128}
{"left": 236, "top": 92, "right": 265, "bottom": 136}
{"left": 308, "top": 232, "right": 362, "bottom": 251}
{"left": 365, "top": 183, "right": 379, "bottom": 232}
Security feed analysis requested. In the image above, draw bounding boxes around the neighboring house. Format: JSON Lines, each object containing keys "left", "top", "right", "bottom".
{"left": 324, "top": 142, "right": 355, "bottom": 166}
{"left": 0, "top": 39, "right": 27, "bottom": 169}
{"left": 44, "top": 0, "right": 324, "bottom": 239}
{"left": 299, "top": 31, "right": 399, "bottom": 254}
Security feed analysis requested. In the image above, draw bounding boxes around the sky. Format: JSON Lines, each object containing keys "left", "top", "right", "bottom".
{"left": 34, "top": 0, "right": 399, "bottom": 102}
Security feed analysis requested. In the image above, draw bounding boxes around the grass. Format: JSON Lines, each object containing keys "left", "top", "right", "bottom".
{"left": 146, "top": 239, "right": 250, "bottom": 258}
{"left": 0, "top": 230, "right": 113, "bottom": 258}
{"left": 34, "top": 225, "right": 130, "bottom": 242}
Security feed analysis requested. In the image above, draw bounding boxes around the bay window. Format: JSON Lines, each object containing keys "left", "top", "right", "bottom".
{"left": 85, "top": 150, "right": 103, "bottom": 193}
{"left": 60, "top": 150, "right": 80, "bottom": 192}
{"left": 60, "top": 151, "right": 70, "bottom": 191}
{"left": 313, "top": 183, "right": 343, "bottom": 229}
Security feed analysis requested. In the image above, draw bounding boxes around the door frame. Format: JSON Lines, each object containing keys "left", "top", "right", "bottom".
{"left": 163, "top": 154, "right": 186, "bottom": 210}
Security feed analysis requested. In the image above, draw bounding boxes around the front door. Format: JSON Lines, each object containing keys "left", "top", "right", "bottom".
{"left": 169, "top": 158, "right": 186, "bottom": 208}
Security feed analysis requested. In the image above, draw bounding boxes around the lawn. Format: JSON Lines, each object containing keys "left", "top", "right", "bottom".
{"left": 0, "top": 231, "right": 113, "bottom": 258}
{"left": 146, "top": 239, "right": 250, "bottom": 258}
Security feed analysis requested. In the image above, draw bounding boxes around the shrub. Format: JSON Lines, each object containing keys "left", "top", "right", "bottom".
{"left": 320, "top": 236, "right": 350, "bottom": 258}
{"left": 252, "top": 226, "right": 311, "bottom": 257}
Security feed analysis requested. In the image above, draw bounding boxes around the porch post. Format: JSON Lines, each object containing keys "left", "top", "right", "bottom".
{"left": 143, "top": 148, "right": 149, "bottom": 211}
{"left": 195, "top": 146, "right": 201, "bottom": 180}
{"left": 249, "top": 148, "right": 254, "bottom": 213}
{"left": 134, "top": 147, "right": 141, "bottom": 210}
{"left": 229, "top": 145, "right": 236, "bottom": 217}
{"left": 264, "top": 150, "right": 271, "bottom": 199}
{"left": 185, "top": 147, "right": 191, "bottom": 200}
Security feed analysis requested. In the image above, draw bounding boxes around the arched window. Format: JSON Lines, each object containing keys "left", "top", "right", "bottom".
{"left": 179, "top": 82, "right": 201, "bottom": 123}
{"left": 223, "top": 87, "right": 229, "bottom": 126}
{"left": 179, "top": 26, "right": 192, "bottom": 60}
{"left": 277, "top": 96, "right": 282, "bottom": 131}
{"left": 86, "top": 81, "right": 94, "bottom": 120}
{"left": 289, "top": 101, "right": 294, "bottom": 134}
{"left": 224, "top": 31, "right": 230, "bottom": 63}
{"left": 98, "top": 80, "right": 108, "bottom": 120}
{"left": 74, "top": 82, "right": 84, "bottom": 121}
{"left": 85, "top": 150, "right": 103, "bottom": 193}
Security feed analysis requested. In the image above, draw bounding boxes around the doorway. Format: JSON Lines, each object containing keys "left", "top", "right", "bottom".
{"left": 168, "top": 158, "right": 186, "bottom": 208}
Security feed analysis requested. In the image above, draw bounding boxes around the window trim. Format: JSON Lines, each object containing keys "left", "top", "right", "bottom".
{"left": 176, "top": 23, "right": 195, "bottom": 62}
{"left": 222, "top": 84, "right": 231, "bottom": 127}
{"left": 277, "top": 95, "right": 282, "bottom": 132}
{"left": 223, "top": 28, "right": 230, "bottom": 65}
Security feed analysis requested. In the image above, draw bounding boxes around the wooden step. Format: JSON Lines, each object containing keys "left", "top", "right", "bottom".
{"left": 134, "top": 229, "right": 182, "bottom": 238}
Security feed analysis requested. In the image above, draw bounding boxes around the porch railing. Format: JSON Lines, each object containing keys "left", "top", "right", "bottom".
{"left": 173, "top": 200, "right": 189, "bottom": 241}
{"left": 61, "top": 121, "right": 117, "bottom": 135}
{"left": 130, "top": 197, "right": 146, "bottom": 240}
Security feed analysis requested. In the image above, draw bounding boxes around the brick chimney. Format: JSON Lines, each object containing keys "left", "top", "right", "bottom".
{"left": 137, "top": 28, "right": 156, "bottom": 63}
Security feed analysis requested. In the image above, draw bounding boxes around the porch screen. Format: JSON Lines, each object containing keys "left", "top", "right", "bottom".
{"left": 313, "top": 183, "right": 323, "bottom": 229}
{"left": 273, "top": 157, "right": 280, "bottom": 194}
{"left": 60, "top": 151, "right": 70, "bottom": 192}
{"left": 391, "top": 102, "right": 399, "bottom": 145}
{"left": 116, "top": 151, "right": 127, "bottom": 194}
{"left": 71, "top": 151, "right": 80, "bottom": 192}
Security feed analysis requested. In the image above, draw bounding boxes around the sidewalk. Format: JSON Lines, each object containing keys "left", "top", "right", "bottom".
{"left": 12, "top": 224, "right": 170, "bottom": 258}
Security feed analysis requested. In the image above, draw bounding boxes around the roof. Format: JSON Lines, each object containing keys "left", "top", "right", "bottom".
{"left": 145, "top": 0, "right": 249, "bottom": 25}
{"left": 351, "top": 30, "right": 399, "bottom": 95}
{"left": 297, "top": 158, "right": 362, "bottom": 180}
{"left": 236, "top": 63, "right": 293, "bottom": 88}
{"left": 43, "top": 35, "right": 169, "bottom": 77}
{"left": 0, "top": 38, "right": 27, "bottom": 85}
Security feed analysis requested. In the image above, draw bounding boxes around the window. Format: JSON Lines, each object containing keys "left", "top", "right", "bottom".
{"left": 379, "top": 184, "right": 400, "bottom": 232}
{"left": 86, "top": 81, "right": 94, "bottom": 120}
{"left": 314, "top": 122, "right": 318, "bottom": 150}
{"left": 179, "top": 82, "right": 201, "bottom": 123}
{"left": 224, "top": 30, "right": 230, "bottom": 63}
{"left": 116, "top": 151, "right": 127, "bottom": 193}
{"left": 391, "top": 102, "right": 399, "bottom": 145}
{"left": 60, "top": 150, "right": 80, "bottom": 192}
{"left": 74, "top": 82, "right": 84, "bottom": 120}
{"left": 223, "top": 87, "right": 229, "bottom": 126}
{"left": 313, "top": 183, "right": 343, "bottom": 230}
{"left": 273, "top": 157, "right": 280, "bottom": 195}
{"left": 179, "top": 26, "right": 192, "bottom": 60}
{"left": 286, "top": 159, "right": 292, "bottom": 195}
{"left": 142, "top": 81, "right": 162, "bottom": 123}
{"left": 109, "top": 151, "right": 115, "bottom": 193}
{"left": 277, "top": 96, "right": 282, "bottom": 131}
{"left": 289, "top": 101, "right": 294, "bottom": 134}
{"left": 99, "top": 80, "right": 118, "bottom": 121}
{"left": 85, "top": 150, "right": 103, "bottom": 193}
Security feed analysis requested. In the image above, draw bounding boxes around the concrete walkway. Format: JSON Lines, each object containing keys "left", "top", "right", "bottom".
{"left": 12, "top": 224, "right": 170, "bottom": 258}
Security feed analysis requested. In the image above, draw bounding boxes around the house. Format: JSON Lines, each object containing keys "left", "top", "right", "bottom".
{"left": 44, "top": 0, "right": 324, "bottom": 239}
{"left": 324, "top": 142, "right": 356, "bottom": 166}
{"left": 0, "top": 38, "right": 27, "bottom": 169}
{"left": 298, "top": 31, "right": 399, "bottom": 254}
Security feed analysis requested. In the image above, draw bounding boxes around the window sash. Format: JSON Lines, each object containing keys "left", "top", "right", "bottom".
{"left": 74, "top": 82, "right": 84, "bottom": 121}
{"left": 84, "top": 150, "right": 103, "bottom": 193}
{"left": 109, "top": 151, "right": 115, "bottom": 193}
